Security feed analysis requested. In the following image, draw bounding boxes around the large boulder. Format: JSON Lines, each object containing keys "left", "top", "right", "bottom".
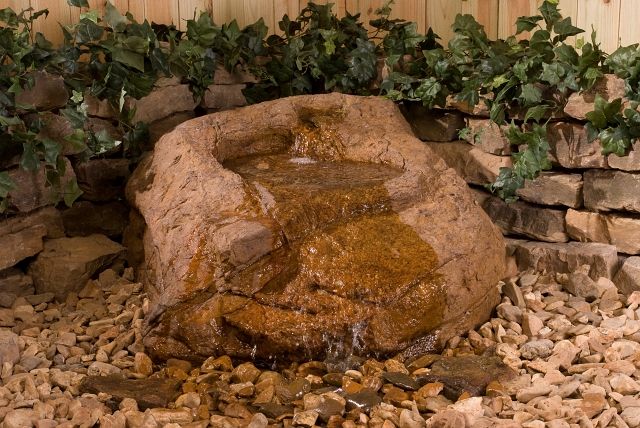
{"left": 126, "top": 93, "right": 504, "bottom": 365}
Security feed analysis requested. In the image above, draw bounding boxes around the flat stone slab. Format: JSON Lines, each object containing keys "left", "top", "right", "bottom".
{"left": 27, "top": 234, "right": 127, "bottom": 301}
{"left": 584, "top": 169, "right": 640, "bottom": 213}
{"left": 566, "top": 209, "right": 640, "bottom": 255}
{"left": 506, "top": 238, "right": 619, "bottom": 280}
{"left": 425, "top": 141, "right": 513, "bottom": 186}
{"left": 415, "top": 355, "right": 518, "bottom": 400}
{"left": 482, "top": 196, "right": 569, "bottom": 243}
{"left": 80, "top": 375, "right": 182, "bottom": 410}
{"left": 514, "top": 172, "right": 583, "bottom": 208}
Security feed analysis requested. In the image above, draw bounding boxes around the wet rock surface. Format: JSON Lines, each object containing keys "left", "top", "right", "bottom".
{"left": 126, "top": 93, "right": 504, "bottom": 364}
{"left": 4, "top": 264, "right": 640, "bottom": 427}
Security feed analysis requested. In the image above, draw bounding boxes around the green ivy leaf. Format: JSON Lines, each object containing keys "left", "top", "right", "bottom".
{"left": 489, "top": 102, "right": 506, "bottom": 125}
{"left": 67, "top": 0, "right": 90, "bottom": 7}
{"left": 38, "top": 138, "right": 62, "bottom": 164}
{"left": 415, "top": 77, "right": 441, "bottom": 105}
{"left": 71, "top": 90, "right": 84, "bottom": 104}
{"left": 0, "top": 8, "right": 19, "bottom": 28}
{"left": 64, "top": 178, "right": 83, "bottom": 207}
{"left": 105, "top": 1, "right": 127, "bottom": 32}
{"left": 346, "top": 39, "right": 377, "bottom": 84}
{"left": 0, "top": 171, "right": 18, "bottom": 198}
{"left": 515, "top": 15, "right": 542, "bottom": 35}
{"left": 64, "top": 129, "right": 88, "bottom": 151}
{"left": 604, "top": 45, "right": 640, "bottom": 79}
{"left": 489, "top": 167, "right": 524, "bottom": 203}
{"left": 61, "top": 108, "right": 87, "bottom": 129}
{"left": 540, "top": 61, "right": 565, "bottom": 85}
{"left": 519, "top": 83, "right": 543, "bottom": 107}
{"left": 0, "top": 116, "right": 22, "bottom": 127}
{"left": 585, "top": 122, "right": 600, "bottom": 143}
{"left": 524, "top": 105, "right": 549, "bottom": 123}
{"left": 553, "top": 17, "right": 583, "bottom": 42}
{"left": 555, "top": 43, "right": 579, "bottom": 64}
{"left": 80, "top": 10, "right": 100, "bottom": 23}
{"left": 113, "top": 49, "right": 145, "bottom": 72}
{"left": 538, "top": 1, "right": 562, "bottom": 30}
{"left": 20, "top": 142, "right": 41, "bottom": 171}
{"left": 599, "top": 125, "right": 633, "bottom": 156}
{"left": 454, "top": 78, "right": 480, "bottom": 108}
{"left": 585, "top": 94, "right": 622, "bottom": 128}
{"left": 76, "top": 19, "right": 105, "bottom": 44}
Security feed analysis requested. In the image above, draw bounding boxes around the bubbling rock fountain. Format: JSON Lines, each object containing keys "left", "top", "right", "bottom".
{"left": 125, "top": 93, "right": 505, "bottom": 365}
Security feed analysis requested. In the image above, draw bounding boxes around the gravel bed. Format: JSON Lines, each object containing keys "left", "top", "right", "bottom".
{"left": 1, "top": 265, "right": 640, "bottom": 428}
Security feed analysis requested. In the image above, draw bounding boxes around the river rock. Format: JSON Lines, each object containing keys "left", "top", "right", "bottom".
{"left": 566, "top": 209, "right": 640, "bottom": 255}
{"left": 126, "top": 93, "right": 504, "bottom": 364}
{"left": 27, "top": 234, "right": 127, "bottom": 301}
{"left": 0, "top": 330, "right": 20, "bottom": 366}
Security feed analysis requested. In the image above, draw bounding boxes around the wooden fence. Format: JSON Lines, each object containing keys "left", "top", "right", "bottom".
{"left": 1, "top": 0, "right": 638, "bottom": 54}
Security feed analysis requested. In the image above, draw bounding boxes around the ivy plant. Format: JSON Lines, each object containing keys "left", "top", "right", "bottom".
{"left": 0, "top": 6, "right": 83, "bottom": 213}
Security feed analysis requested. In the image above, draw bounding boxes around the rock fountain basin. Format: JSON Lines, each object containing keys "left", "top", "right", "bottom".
{"left": 125, "top": 93, "right": 505, "bottom": 365}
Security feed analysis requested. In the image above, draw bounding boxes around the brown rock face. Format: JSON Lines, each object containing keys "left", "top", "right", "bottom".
{"left": 126, "top": 93, "right": 504, "bottom": 365}
{"left": 27, "top": 235, "right": 127, "bottom": 301}
{"left": 546, "top": 122, "right": 608, "bottom": 169}
{"left": 482, "top": 197, "right": 569, "bottom": 243}
{"left": 425, "top": 141, "right": 513, "bottom": 186}
{"left": 566, "top": 209, "right": 640, "bottom": 255}
{"left": 584, "top": 169, "right": 640, "bottom": 213}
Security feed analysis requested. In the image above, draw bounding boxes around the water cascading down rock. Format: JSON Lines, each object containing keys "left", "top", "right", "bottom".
{"left": 125, "top": 93, "right": 505, "bottom": 365}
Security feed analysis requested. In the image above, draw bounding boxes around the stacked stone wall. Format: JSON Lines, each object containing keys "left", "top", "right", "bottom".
{"left": 402, "top": 74, "right": 640, "bottom": 284}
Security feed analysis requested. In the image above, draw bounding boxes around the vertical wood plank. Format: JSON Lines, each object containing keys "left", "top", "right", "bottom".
{"left": 126, "top": 0, "right": 145, "bottom": 24}
{"left": 390, "top": 0, "right": 426, "bottom": 35}
{"left": 2, "top": 0, "right": 31, "bottom": 14}
{"left": 557, "top": 0, "right": 579, "bottom": 46}
{"left": 461, "top": 0, "right": 499, "bottom": 40}
{"left": 617, "top": 0, "right": 639, "bottom": 48}
{"left": 426, "top": 0, "right": 462, "bottom": 45}
{"left": 30, "top": 0, "right": 73, "bottom": 45}
{"left": 576, "top": 0, "right": 620, "bottom": 53}
{"left": 498, "top": 0, "right": 543, "bottom": 40}
{"left": 243, "top": 0, "right": 274, "bottom": 32}
{"left": 144, "top": 0, "right": 178, "bottom": 26}
{"left": 274, "top": 0, "right": 299, "bottom": 25}
{"left": 211, "top": 0, "right": 243, "bottom": 26}
{"left": 179, "top": 0, "right": 209, "bottom": 30}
